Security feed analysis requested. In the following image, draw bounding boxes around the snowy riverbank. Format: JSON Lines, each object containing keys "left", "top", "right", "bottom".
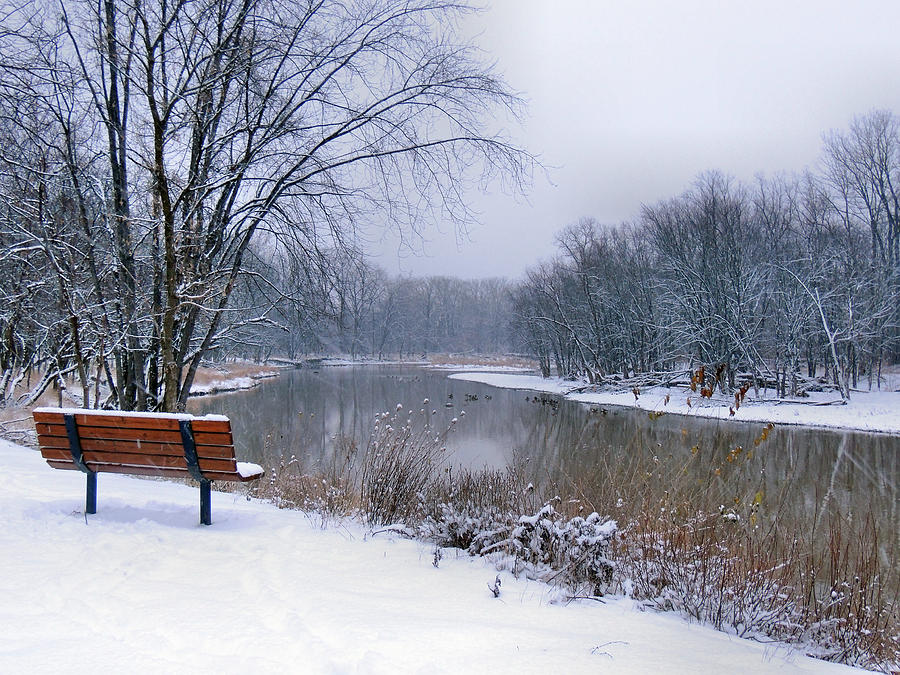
{"left": 188, "top": 364, "right": 282, "bottom": 396}
{"left": 0, "top": 438, "right": 858, "bottom": 674}
{"left": 192, "top": 361, "right": 899, "bottom": 433}
{"left": 448, "top": 372, "right": 900, "bottom": 435}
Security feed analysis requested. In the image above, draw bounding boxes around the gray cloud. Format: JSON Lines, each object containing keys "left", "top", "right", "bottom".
{"left": 371, "top": 0, "right": 900, "bottom": 279}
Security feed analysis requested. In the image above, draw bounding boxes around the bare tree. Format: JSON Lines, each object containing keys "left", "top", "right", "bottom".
{"left": 822, "top": 110, "right": 900, "bottom": 379}
{"left": 643, "top": 172, "right": 770, "bottom": 391}
{"left": 512, "top": 157, "right": 898, "bottom": 395}
{"left": 1, "top": 0, "right": 529, "bottom": 410}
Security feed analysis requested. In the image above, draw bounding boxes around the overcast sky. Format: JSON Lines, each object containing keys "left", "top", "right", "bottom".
{"left": 370, "top": 0, "right": 900, "bottom": 280}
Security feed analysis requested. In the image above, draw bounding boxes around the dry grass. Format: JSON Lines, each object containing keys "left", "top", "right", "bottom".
{"left": 614, "top": 503, "right": 897, "bottom": 669}
{"left": 250, "top": 403, "right": 458, "bottom": 528}
{"left": 359, "top": 405, "right": 455, "bottom": 526}
{"left": 0, "top": 381, "right": 77, "bottom": 424}
{"left": 249, "top": 433, "right": 358, "bottom": 526}
{"left": 0, "top": 378, "right": 66, "bottom": 444}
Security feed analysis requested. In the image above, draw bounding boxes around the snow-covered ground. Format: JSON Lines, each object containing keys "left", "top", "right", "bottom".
{"left": 318, "top": 359, "right": 530, "bottom": 372}
{"left": 0, "top": 438, "right": 859, "bottom": 674}
{"left": 319, "top": 358, "right": 429, "bottom": 367}
{"left": 189, "top": 371, "right": 281, "bottom": 396}
{"left": 425, "top": 363, "right": 533, "bottom": 372}
{"left": 448, "top": 372, "right": 900, "bottom": 434}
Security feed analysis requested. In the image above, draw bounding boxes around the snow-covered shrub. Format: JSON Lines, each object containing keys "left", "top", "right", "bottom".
{"left": 359, "top": 404, "right": 453, "bottom": 526}
{"left": 421, "top": 500, "right": 513, "bottom": 552}
{"left": 418, "top": 463, "right": 529, "bottom": 551}
{"left": 478, "top": 503, "right": 617, "bottom": 596}
{"left": 423, "top": 498, "right": 617, "bottom": 597}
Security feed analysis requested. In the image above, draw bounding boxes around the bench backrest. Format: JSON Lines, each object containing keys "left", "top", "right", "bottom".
{"left": 33, "top": 408, "right": 247, "bottom": 482}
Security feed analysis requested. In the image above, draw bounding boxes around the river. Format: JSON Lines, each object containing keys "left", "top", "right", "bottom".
{"left": 189, "top": 364, "right": 898, "bottom": 540}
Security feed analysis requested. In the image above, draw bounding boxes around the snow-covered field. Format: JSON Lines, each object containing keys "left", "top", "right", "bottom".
{"left": 0, "top": 439, "right": 859, "bottom": 674}
{"left": 448, "top": 372, "right": 900, "bottom": 435}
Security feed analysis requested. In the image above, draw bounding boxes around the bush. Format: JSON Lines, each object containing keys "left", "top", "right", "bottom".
{"left": 359, "top": 403, "right": 454, "bottom": 526}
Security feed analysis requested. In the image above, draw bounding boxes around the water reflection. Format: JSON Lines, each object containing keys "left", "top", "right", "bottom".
{"left": 190, "top": 365, "right": 898, "bottom": 544}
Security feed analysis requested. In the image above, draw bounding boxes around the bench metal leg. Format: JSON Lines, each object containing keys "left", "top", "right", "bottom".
{"left": 86, "top": 473, "right": 97, "bottom": 514}
{"left": 200, "top": 480, "right": 211, "bottom": 525}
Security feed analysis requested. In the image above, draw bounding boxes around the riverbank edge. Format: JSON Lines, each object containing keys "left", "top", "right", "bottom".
{"left": 446, "top": 371, "right": 900, "bottom": 436}
{"left": 209, "top": 360, "right": 899, "bottom": 435}
{"left": 188, "top": 370, "right": 282, "bottom": 396}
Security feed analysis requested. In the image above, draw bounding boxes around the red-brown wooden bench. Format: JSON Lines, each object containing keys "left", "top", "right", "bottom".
{"left": 33, "top": 407, "right": 263, "bottom": 525}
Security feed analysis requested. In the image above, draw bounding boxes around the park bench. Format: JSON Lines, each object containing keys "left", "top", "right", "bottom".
{"left": 33, "top": 407, "right": 263, "bottom": 525}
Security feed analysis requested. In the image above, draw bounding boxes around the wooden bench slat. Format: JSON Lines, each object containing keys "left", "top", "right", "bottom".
{"left": 47, "top": 459, "right": 258, "bottom": 482}
{"left": 35, "top": 423, "right": 234, "bottom": 447}
{"left": 35, "top": 411, "right": 177, "bottom": 431}
{"left": 41, "top": 448, "right": 237, "bottom": 473}
{"left": 33, "top": 434, "right": 182, "bottom": 451}
{"left": 191, "top": 419, "right": 232, "bottom": 433}
{"left": 192, "top": 431, "right": 234, "bottom": 446}
{"left": 37, "top": 423, "right": 181, "bottom": 443}
{"left": 36, "top": 436, "right": 236, "bottom": 459}
{"left": 36, "top": 433, "right": 237, "bottom": 459}
{"left": 34, "top": 411, "right": 232, "bottom": 434}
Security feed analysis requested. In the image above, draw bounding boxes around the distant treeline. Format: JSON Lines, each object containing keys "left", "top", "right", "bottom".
{"left": 219, "top": 256, "right": 516, "bottom": 361}
{"left": 513, "top": 111, "right": 900, "bottom": 397}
